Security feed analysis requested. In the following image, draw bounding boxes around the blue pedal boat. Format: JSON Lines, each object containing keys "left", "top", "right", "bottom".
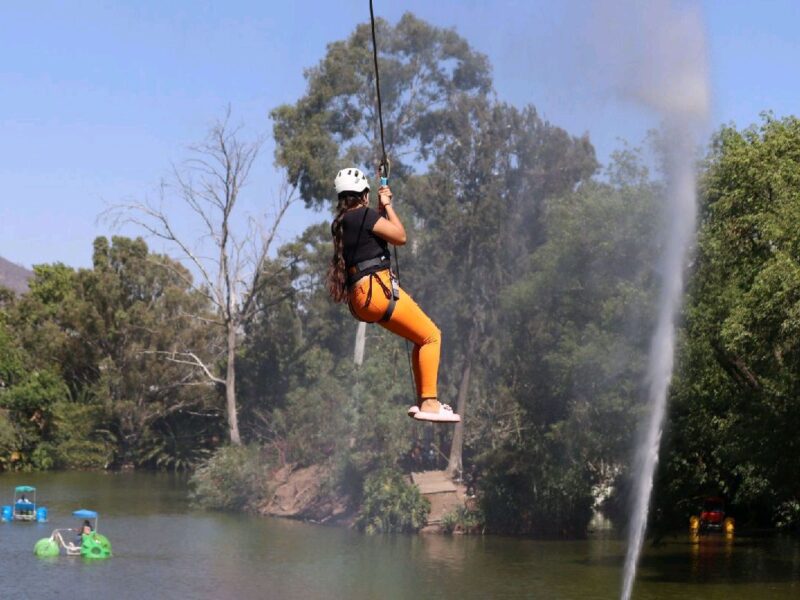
{"left": 2, "top": 485, "right": 48, "bottom": 522}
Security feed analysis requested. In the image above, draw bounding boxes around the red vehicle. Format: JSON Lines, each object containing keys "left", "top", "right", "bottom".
{"left": 699, "top": 497, "right": 726, "bottom": 531}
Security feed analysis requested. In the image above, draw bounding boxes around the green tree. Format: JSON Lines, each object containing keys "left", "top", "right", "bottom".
{"left": 0, "top": 369, "right": 69, "bottom": 467}
{"left": 271, "top": 12, "right": 492, "bottom": 207}
{"left": 658, "top": 115, "right": 800, "bottom": 530}
{"left": 265, "top": 14, "right": 497, "bottom": 494}
{"left": 0, "top": 319, "right": 26, "bottom": 390}
{"left": 271, "top": 13, "right": 598, "bottom": 480}
{"left": 3, "top": 236, "right": 224, "bottom": 469}
{"left": 85, "top": 236, "right": 223, "bottom": 468}
{"left": 477, "top": 150, "right": 660, "bottom": 534}
{"left": 407, "top": 96, "right": 598, "bottom": 475}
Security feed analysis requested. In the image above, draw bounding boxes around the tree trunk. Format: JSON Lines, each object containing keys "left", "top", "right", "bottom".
{"left": 447, "top": 338, "right": 474, "bottom": 478}
{"left": 226, "top": 324, "right": 242, "bottom": 445}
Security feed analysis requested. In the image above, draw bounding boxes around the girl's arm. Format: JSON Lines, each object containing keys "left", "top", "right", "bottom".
{"left": 372, "top": 185, "right": 407, "bottom": 245}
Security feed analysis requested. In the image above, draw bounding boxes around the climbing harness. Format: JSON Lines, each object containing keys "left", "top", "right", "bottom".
{"left": 346, "top": 255, "right": 391, "bottom": 287}
{"left": 346, "top": 252, "right": 397, "bottom": 324}
{"left": 347, "top": 264, "right": 398, "bottom": 323}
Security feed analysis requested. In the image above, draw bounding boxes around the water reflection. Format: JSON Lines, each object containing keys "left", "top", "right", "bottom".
{"left": 1, "top": 472, "right": 799, "bottom": 599}
{"left": 414, "top": 532, "right": 469, "bottom": 571}
{"left": 689, "top": 531, "right": 735, "bottom": 580}
{"left": 638, "top": 532, "right": 800, "bottom": 590}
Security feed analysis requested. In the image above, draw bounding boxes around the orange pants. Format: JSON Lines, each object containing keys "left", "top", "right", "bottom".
{"left": 349, "top": 269, "right": 440, "bottom": 400}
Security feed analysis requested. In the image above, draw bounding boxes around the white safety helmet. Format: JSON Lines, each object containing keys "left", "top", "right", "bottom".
{"left": 334, "top": 167, "right": 370, "bottom": 195}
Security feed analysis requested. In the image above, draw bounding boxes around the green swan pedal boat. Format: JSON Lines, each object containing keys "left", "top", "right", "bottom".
{"left": 34, "top": 509, "right": 112, "bottom": 559}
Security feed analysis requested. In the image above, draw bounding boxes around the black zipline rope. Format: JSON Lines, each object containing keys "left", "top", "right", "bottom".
{"left": 368, "top": 0, "right": 387, "bottom": 168}
{"left": 368, "top": 0, "right": 415, "bottom": 396}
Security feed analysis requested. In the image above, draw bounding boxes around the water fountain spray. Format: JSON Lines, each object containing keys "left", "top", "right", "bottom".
{"left": 586, "top": 2, "right": 711, "bottom": 598}
{"left": 620, "top": 121, "right": 699, "bottom": 600}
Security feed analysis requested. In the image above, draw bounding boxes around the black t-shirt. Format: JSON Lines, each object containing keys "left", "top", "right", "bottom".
{"left": 340, "top": 206, "right": 389, "bottom": 273}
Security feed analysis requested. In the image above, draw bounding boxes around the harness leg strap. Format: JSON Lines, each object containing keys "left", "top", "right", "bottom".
{"left": 380, "top": 296, "right": 396, "bottom": 322}
{"left": 348, "top": 271, "right": 397, "bottom": 324}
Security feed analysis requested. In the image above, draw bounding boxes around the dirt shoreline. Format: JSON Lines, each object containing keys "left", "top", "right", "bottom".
{"left": 258, "top": 464, "right": 355, "bottom": 525}
{"left": 257, "top": 464, "right": 465, "bottom": 533}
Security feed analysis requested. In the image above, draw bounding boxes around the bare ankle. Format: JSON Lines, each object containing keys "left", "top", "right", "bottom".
{"left": 420, "top": 398, "right": 440, "bottom": 412}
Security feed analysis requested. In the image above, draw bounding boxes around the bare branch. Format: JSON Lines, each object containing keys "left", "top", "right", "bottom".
{"left": 178, "top": 311, "right": 225, "bottom": 327}
{"left": 104, "top": 196, "right": 225, "bottom": 310}
{"left": 142, "top": 350, "right": 225, "bottom": 386}
{"left": 104, "top": 111, "right": 285, "bottom": 446}
{"left": 240, "top": 180, "right": 297, "bottom": 321}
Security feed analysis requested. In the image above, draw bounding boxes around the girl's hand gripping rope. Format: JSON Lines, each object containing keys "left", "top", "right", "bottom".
{"left": 377, "top": 184, "right": 392, "bottom": 213}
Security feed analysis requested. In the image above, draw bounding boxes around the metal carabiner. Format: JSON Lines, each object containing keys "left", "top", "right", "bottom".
{"left": 379, "top": 156, "right": 391, "bottom": 186}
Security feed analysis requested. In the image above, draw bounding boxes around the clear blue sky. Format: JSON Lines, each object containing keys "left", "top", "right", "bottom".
{"left": 1, "top": 0, "right": 798, "bottom": 269}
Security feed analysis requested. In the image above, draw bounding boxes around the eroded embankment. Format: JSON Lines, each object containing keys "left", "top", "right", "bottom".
{"left": 259, "top": 464, "right": 354, "bottom": 525}
{"left": 258, "top": 464, "right": 468, "bottom": 533}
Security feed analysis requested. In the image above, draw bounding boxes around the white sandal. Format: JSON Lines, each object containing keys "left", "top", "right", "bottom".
{"left": 413, "top": 403, "right": 460, "bottom": 423}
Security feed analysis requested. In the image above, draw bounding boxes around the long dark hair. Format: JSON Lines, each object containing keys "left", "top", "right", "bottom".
{"left": 327, "top": 191, "right": 367, "bottom": 303}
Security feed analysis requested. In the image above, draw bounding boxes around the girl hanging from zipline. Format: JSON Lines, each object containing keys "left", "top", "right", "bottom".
{"left": 327, "top": 167, "right": 460, "bottom": 423}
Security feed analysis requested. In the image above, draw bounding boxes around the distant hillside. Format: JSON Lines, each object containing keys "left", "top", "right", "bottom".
{"left": 0, "top": 256, "right": 33, "bottom": 294}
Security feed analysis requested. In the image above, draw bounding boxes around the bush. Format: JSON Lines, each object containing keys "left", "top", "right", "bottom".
{"left": 190, "top": 445, "right": 269, "bottom": 511}
{"left": 441, "top": 505, "right": 485, "bottom": 534}
{"left": 355, "top": 468, "right": 430, "bottom": 534}
{"left": 30, "top": 443, "right": 57, "bottom": 470}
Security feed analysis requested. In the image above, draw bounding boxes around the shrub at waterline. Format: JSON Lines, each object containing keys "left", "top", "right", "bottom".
{"left": 189, "top": 445, "right": 269, "bottom": 511}
{"left": 355, "top": 468, "right": 430, "bottom": 534}
{"left": 441, "top": 505, "right": 485, "bottom": 535}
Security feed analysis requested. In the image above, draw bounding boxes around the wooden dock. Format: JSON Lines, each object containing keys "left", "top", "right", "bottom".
{"left": 411, "top": 470, "right": 464, "bottom": 525}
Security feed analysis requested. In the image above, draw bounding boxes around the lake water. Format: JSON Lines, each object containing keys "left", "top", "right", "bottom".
{"left": 1, "top": 471, "right": 798, "bottom": 599}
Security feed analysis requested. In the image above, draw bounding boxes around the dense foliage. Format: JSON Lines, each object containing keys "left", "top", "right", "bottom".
{"left": 2, "top": 13, "right": 798, "bottom": 538}
{"left": 655, "top": 115, "right": 800, "bottom": 532}
{"left": 0, "top": 237, "right": 222, "bottom": 470}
